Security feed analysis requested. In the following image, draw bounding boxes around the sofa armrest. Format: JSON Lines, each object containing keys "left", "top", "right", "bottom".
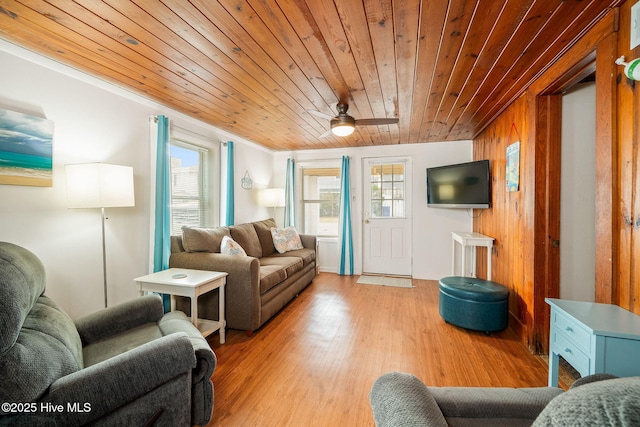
{"left": 159, "top": 311, "right": 216, "bottom": 425}
{"left": 299, "top": 234, "right": 316, "bottom": 250}
{"left": 169, "top": 252, "right": 261, "bottom": 331}
{"left": 47, "top": 333, "right": 195, "bottom": 426}
{"left": 74, "top": 294, "right": 164, "bottom": 344}
{"left": 159, "top": 311, "right": 216, "bottom": 383}
{"left": 570, "top": 373, "right": 618, "bottom": 389}
{"left": 370, "top": 372, "right": 449, "bottom": 427}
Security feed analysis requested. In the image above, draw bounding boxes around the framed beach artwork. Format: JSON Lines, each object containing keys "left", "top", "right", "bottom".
{"left": 0, "top": 108, "right": 54, "bottom": 187}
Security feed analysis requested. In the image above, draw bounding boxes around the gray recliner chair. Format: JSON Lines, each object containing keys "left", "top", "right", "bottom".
{"left": 0, "top": 241, "right": 216, "bottom": 426}
{"left": 370, "top": 371, "right": 640, "bottom": 426}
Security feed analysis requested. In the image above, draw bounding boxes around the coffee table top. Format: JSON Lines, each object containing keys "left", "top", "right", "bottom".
{"left": 134, "top": 268, "right": 227, "bottom": 288}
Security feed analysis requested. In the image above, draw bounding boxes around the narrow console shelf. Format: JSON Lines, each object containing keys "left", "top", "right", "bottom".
{"left": 451, "top": 232, "right": 494, "bottom": 280}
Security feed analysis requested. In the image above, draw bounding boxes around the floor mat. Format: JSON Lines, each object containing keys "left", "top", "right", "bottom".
{"left": 356, "top": 275, "right": 413, "bottom": 288}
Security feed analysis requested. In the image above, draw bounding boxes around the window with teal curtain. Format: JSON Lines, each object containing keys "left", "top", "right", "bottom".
{"left": 284, "top": 158, "right": 295, "bottom": 227}
{"left": 225, "top": 141, "right": 235, "bottom": 226}
{"left": 153, "top": 115, "right": 171, "bottom": 311}
{"left": 339, "top": 156, "right": 354, "bottom": 275}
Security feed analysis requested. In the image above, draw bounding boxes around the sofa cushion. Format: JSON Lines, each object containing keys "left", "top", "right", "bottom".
{"left": 261, "top": 257, "right": 304, "bottom": 278}
{"left": 83, "top": 323, "right": 163, "bottom": 367}
{"left": 253, "top": 218, "right": 277, "bottom": 257}
{"left": 0, "top": 296, "right": 83, "bottom": 403}
{"left": 271, "top": 247, "right": 316, "bottom": 267}
{"left": 220, "top": 236, "right": 247, "bottom": 256}
{"left": 182, "top": 226, "right": 230, "bottom": 253}
{"left": 229, "top": 223, "right": 262, "bottom": 258}
{"left": 271, "top": 226, "right": 303, "bottom": 253}
{"left": 533, "top": 376, "right": 640, "bottom": 426}
{"left": 259, "top": 265, "right": 287, "bottom": 294}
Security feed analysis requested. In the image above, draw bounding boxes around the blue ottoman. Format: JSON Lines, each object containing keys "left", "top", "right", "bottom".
{"left": 438, "top": 276, "right": 509, "bottom": 333}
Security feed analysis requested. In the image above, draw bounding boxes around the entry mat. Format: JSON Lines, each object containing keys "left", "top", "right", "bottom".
{"left": 356, "top": 274, "right": 413, "bottom": 288}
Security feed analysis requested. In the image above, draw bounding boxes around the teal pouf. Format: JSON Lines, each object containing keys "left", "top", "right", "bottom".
{"left": 438, "top": 276, "right": 509, "bottom": 333}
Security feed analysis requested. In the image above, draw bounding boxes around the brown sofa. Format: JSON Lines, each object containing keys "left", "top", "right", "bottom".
{"left": 169, "top": 218, "right": 316, "bottom": 334}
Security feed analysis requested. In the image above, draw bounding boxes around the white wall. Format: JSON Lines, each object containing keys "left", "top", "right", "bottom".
{"left": 560, "top": 82, "right": 596, "bottom": 301}
{"left": 0, "top": 41, "right": 271, "bottom": 319}
{"left": 225, "top": 141, "right": 275, "bottom": 225}
{"left": 274, "top": 141, "right": 473, "bottom": 280}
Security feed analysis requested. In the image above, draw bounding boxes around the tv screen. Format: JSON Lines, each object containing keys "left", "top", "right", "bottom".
{"left": 426, "top": 160, "right": 491, "bottom": 208}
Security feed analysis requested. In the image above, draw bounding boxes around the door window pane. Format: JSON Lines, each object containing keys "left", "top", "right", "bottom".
{"left": 370, "top": 163, "right": 405, "bottom": 218}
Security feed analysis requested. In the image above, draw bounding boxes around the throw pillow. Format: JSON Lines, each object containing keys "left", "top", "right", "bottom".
{"left": 271, "top": 226, "right": 303, "bottom": 253}
{"left": 220, "top": 235, "right": 247, "bottom": 256}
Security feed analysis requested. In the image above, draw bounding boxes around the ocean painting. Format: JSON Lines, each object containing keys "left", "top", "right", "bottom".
{"left": 0, "top": 108, "right": 54, "bottom": 187}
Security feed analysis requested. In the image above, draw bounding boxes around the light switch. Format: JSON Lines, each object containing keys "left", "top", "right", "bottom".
{"left": 632, "top": 1, "right": 640, "bottom": 50}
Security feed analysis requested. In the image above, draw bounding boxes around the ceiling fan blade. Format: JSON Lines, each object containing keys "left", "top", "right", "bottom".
{"left": 318, "top": 129, "right": 332, "bottom": 138}
{"left": 307, "top": 110, "right": 334, "bottom": 121}
{"left": 355, "top": 118, "right": 399, "bottom": 126}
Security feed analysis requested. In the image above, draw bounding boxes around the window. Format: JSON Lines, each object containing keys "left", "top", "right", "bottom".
{"left": 169, "top": 141, "right": 209, "bottom": 235}
{"left": 301, "top": 167, "right": 341, "bottom": 237}
{"left": 369, "top": 163, "right": 405, "bottom": 218}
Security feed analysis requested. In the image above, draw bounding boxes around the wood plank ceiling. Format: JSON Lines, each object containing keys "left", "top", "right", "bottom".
{"left": 0, "top": 0, "right": 620, "bottom": 151}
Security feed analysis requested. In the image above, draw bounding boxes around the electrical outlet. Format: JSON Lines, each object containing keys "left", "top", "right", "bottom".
{"left": 632, "top": 1, "right": 640, "bottom": 50}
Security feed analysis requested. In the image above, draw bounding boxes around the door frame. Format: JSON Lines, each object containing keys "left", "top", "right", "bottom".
{"left": 528, "top": 21, "right": 617, "bottom": 353}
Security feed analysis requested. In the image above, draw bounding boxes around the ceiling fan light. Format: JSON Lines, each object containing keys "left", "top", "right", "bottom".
{"left": 331, "top": 123, "right": 355, "bottom": 136}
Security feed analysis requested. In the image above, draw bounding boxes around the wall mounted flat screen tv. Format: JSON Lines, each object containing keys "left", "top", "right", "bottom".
{"left": 426, "top": 160, "right": 491, "bottom": 209}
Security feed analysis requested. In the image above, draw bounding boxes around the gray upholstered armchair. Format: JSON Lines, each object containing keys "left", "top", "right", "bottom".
{"left": 370, "top": 372, "right": 640, "bottom": 426}
{"left": 0, "top": 242, "right": 216, "bottom": 426}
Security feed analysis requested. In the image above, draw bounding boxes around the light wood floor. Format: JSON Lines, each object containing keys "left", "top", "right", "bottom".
{"left": 205, "top": 273, "right": 553, "bottom": 426}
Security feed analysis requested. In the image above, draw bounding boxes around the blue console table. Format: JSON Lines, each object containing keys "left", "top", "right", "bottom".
{"left": 546, "top": 298, "right": 640, "bottom": 387}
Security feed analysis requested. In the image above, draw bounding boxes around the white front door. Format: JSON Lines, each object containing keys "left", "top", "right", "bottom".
{"left": 362, "top": 158, "right": 412, "bottom": 276}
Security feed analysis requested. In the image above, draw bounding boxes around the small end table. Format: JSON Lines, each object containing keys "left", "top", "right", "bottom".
{"left": 134, "top": 268, "right": 228, "bottom": 344}
{"left": 451, "top": 232, "right": 494, "bottom": 280}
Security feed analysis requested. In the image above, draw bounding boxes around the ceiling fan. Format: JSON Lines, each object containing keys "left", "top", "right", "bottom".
{"left": 307, "top": 103, "right": 399, "bottom": 137}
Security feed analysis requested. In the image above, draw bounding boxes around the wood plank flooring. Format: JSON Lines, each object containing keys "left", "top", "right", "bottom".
{"left": 205, "top": 273, "right": 554, "bottom": 426}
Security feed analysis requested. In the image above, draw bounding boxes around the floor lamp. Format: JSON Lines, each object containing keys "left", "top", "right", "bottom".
{"left": 66, "top": 163, "right": 135, "bottom": 308}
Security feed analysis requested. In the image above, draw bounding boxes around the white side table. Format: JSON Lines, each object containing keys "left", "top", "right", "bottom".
{"left": 134, "top": 268, "right": 228, "bottom": 344}
{"left": 451, "top": 232, "right": 494, "bottom": 280}
{"left": 546, "top": 298, "right": 640, "bottom": 387}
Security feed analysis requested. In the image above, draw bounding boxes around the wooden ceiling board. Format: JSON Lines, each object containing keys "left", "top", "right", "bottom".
{"left": 418, "top": 0, "right": 478, "bottom": 141}
{"left": 0, "top": 0, "right": 622, "bottom": 151}
{"left": 392, "top": 0, "right": 420, "bottom": 145}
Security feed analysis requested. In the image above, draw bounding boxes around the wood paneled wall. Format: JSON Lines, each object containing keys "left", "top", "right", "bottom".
{"left": 616, "top": 1, "right": 640, "bottom": 314}
{"left": 474, "top": 96, "right": 533, "bottom": 346}
{"left": 473, "top": 5, "right": 625, "bottom": 353}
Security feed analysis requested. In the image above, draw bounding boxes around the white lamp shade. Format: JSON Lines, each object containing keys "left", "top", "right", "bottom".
{"left": 331, "top": 124, "right": 355, "bottom": 136}
{"left": 66, "top": 163, "right": 135, "bottom": 208}
{"left": 260, "top": 188, "right": 285, "bottom": 207}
